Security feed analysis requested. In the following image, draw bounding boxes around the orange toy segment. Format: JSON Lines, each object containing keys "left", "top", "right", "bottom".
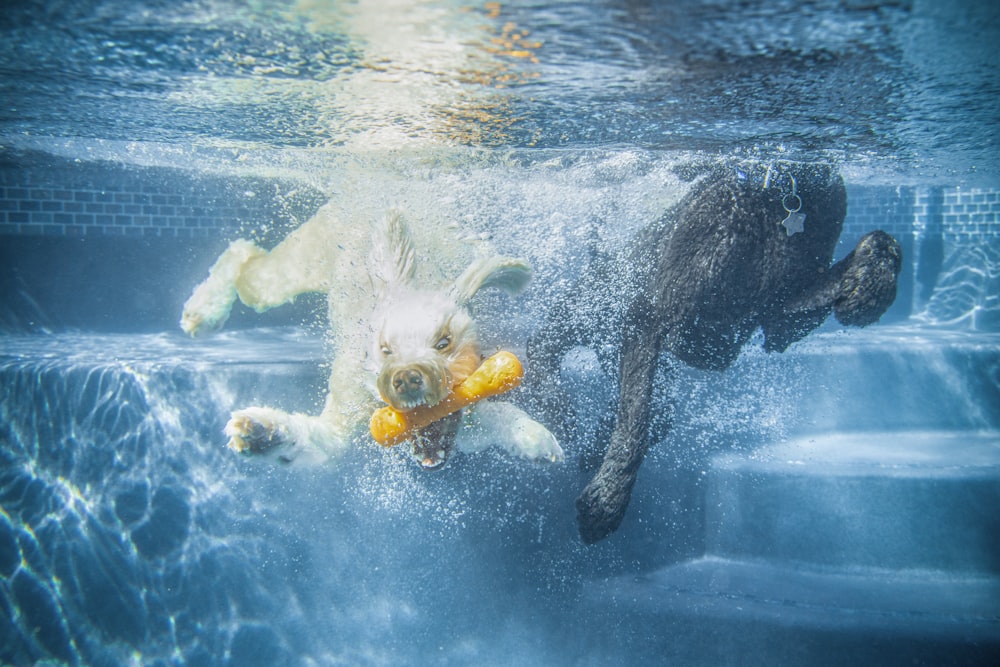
{"left": 369, "top": 350, "right": 524, "bottom": 447}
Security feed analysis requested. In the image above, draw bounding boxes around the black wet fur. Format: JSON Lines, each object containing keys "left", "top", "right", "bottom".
{"left": 528, "top": 161, "right": 902, "bottom": 544}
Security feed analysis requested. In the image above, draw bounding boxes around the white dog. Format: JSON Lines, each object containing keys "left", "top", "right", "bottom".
{"left": 180, "top": 204, "right": 562, "bottom": 469}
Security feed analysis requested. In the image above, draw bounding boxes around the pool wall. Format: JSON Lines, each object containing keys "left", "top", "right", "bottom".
{"left": 6, "top": 151, "right": 1000, "bottom": 333}
{"left": 0, "top": 151, "right": 327, "bottom": 332}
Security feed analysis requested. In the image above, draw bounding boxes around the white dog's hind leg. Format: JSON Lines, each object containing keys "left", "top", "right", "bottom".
{"left": 457, "top": 402, "right": 564, "bottom": 463}
{"left": 225, "top": 406, "right": 351, "bottom": 466}
{"left": 182, "top": 204, "right": 359, "bottom": 336}
{"left": 181, "top": 240, "right": 266, "bottom": 335}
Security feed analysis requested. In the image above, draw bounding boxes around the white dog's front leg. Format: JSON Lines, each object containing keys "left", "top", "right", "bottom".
{"left": 456, "top": 402, "right": 564, "bottom": 463}
{"left": 225, "top": 406, "right": 350, "bottom": 466}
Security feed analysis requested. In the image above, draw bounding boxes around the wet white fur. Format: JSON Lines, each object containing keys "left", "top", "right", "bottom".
{"left": 181, "top": 204, "right": 562, "bottom": 466}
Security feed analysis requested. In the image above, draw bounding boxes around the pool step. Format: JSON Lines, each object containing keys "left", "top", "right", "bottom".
{"left": 575, "top": 430, "right": 1000, "bottom": 664}
{"left": 708, "top": 430, "right": 1000, "bottom": 573}
{"left": 578, "top": 557, "right": 1000, "bottom": 666}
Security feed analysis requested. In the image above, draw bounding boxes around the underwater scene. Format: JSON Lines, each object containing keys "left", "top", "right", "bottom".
{"left": 1, "top": 1, "right": 998, "bottom": 665}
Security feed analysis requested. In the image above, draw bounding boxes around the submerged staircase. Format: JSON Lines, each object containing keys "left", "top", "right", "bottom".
{"left": 578, "top": 430, "right": 1000, "bottom": 665}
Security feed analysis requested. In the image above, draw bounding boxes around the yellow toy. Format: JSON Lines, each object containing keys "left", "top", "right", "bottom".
{"left": 370, "top": 350, "right": 524, "bottom": 447}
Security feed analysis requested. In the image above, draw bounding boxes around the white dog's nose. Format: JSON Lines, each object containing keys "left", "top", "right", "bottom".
{"left": 392, "top": 369, "right": 424, "bottom": 393}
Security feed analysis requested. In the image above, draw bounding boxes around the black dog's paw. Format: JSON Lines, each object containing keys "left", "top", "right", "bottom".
{"left": 575, "top": 475, "right": 632, "bottom": 544}
{"left": 834, "top": 230, "right": 903, "bottom": 327}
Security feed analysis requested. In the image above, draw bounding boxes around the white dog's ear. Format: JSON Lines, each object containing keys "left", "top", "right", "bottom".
{"left": 450, "top": 257, "right": 532, "bottom": 306}
{"left": 369, "top": 210, "right": 416, "bottom": 292}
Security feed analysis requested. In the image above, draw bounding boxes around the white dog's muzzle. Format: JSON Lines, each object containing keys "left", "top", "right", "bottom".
{"left": 377, "top": 358, "right": 452, "bottom": 411}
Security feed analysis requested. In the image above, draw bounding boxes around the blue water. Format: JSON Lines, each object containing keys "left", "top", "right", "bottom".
{"left": 2, "top": 0, "right": 998, "bottom": 180}
{"left": 2, "top": 1, "right": 1000, "bottom": 665}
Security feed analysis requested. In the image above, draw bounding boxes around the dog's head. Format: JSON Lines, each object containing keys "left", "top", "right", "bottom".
{"left": 373, "top": 286, "right": 480, "bottom": 410}
{"left": 367, "top": 214, "right": 531, "bottom": 415}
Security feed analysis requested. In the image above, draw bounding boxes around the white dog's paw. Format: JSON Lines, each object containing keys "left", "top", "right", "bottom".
{"left": 225, "top": 406, "right": 348, "bottom": 466}
{"left": 508, "top": 417, "right": 564, "bottom": 464}
{"left": 459, "top": 402, "right": 564, "bottom": 464}
{"left": 181, "top": 239, "right": 264, "bottom": 336}
{"left": 181, "top": 273, "right": 238, "bottom": 336}
{"left": 225, "top": 407, "right": 289, "bottom": 455}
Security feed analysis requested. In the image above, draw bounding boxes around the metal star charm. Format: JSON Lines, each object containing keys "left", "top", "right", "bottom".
{"left": 781, "top": 211, "right": 807, "bottom": 236}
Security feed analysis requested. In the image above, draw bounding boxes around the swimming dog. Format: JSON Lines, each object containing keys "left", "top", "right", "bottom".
{"left": 181, "top": 204, "right": 562, "bottom": 469}
{"left": 529, "top": 161, "right": 901, "bottom": 542}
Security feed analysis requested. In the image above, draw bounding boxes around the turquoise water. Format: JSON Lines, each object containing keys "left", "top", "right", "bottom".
{"left": 1, "top": 1, "right": 999, "bottom": 665}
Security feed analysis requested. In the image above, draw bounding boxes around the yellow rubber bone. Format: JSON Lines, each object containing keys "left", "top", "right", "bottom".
{"left": 370, "top": 350, "right": 524, "bottom": 447}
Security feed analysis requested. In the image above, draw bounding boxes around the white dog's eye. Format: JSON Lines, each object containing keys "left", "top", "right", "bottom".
{"left": 434, "top": 336, "right": 451, "bottom": 351}
{"left": 381, "top": 345, "right": 392, "bottom": 356}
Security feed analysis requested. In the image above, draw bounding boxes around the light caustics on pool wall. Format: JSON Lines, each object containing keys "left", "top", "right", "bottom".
{"left": 1, "top": 323, "right": 998, "bottom": 665}
{"left": 0, "top": 336, "right": 549, "bottom": 665}
{"left": 916, "top": 241, "right": 1000, "bottom": 330}
{"left": 0, "top": 344, "right": 338, "bottom": 664}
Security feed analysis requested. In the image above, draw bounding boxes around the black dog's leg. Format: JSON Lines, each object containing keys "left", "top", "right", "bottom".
{"left": 832, "top": 230, "right": 903, "bottom": 326}
{"left": 526, "top": 253, "right": 625, "bottom": 444}
{"left": 575, "top": 301, "right": 662, "bottom": 544}
{"left": 762, "top": 230, "right": 902, "bottom": 352}
{"left": 526, "top": 296, "right": 580, "bottom": 388}
{"left": 524, "top": 296, "right": 587, "bottom": 442}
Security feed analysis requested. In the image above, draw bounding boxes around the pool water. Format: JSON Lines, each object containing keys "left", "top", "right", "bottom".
{"left": 1, "top": 1, "right": 999, "bottom": 665}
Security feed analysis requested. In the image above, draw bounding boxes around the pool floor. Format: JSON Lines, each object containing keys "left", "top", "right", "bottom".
{"left": 1, "top": 325, "right": 998, "bottom": 665}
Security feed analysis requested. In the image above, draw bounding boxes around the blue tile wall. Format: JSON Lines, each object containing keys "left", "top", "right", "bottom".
{"left": 916, "top": 187, "right": 1000, "bottom": 242}
{"left": 842, "top": 185, "right": 916, "bottom": 246}
{"left": 0, "top": 152, "right": 324, "bottom": 238}
{"left": 2, "top": 154, "right": 997, "bottom": 243}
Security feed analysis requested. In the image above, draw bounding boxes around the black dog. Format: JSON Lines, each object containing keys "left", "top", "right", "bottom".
{"left": 529, "top": 162, "right": 902, "bottom": 543}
